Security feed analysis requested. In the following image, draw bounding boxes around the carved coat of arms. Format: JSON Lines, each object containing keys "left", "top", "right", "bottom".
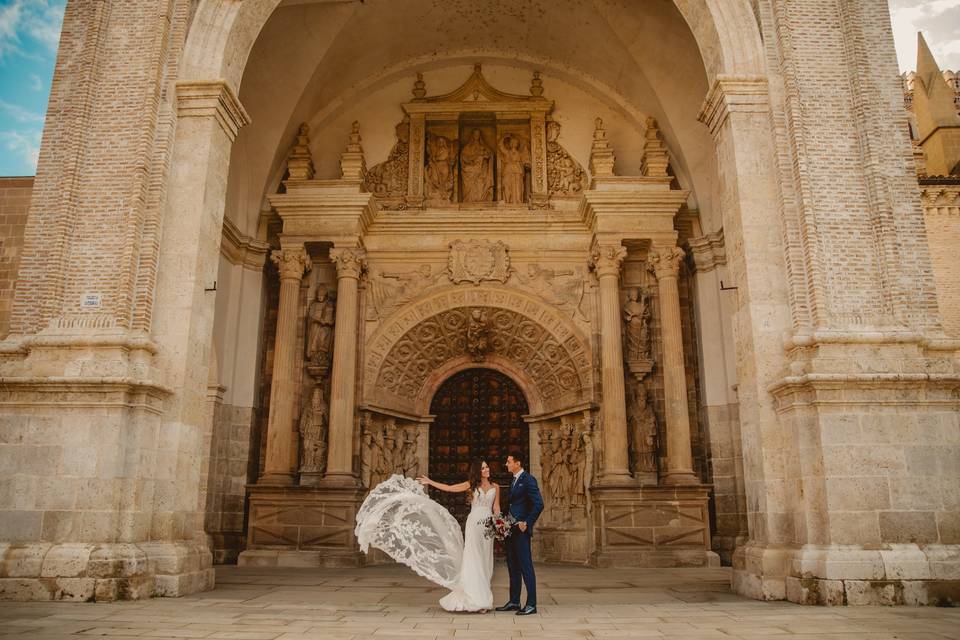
{"left": 447, "top": 239, "right": 511, "bottom": 284}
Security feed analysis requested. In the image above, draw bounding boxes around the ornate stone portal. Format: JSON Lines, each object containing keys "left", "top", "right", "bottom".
{"left": 240, "top": 67, "right": 715, "bottom": 569}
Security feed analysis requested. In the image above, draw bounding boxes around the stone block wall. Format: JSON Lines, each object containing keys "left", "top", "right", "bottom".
{"left": 0, "top": 177, "right": 32, "bottom": 338}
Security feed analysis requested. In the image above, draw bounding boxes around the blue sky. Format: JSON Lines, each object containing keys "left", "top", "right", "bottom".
{"left": 0, "top": 0, "right": 957, "bottom": 177}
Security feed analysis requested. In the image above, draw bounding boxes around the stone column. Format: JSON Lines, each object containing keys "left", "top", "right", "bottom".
{"left": 260, "top": 246, "right": 311, "bottom": 484}
{"left": 648, "top": 245, "right": 698, "bottom": 485}
{"left": 324, "top": 246, "right": 367, "bottom": 485}
{"left": 591, "top": 243, "right": 632, "bottom": 484}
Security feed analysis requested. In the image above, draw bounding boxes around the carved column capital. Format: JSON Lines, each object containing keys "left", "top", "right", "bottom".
{"left": 270, "top": 247, "right": 311, "bottom": 281}
{"left": 330, "top": 247, "right": 367, "bottom": 280}
{"left": 590, "top": 244, "right": 627, "bottom": 279}
{"left": 647, "top": 246, "right": 685, "bottom": 280}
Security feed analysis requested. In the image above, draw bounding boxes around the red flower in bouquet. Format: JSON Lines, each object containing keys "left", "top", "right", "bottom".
{"left": 483, "top": 513, "right": 516, "bottom": 541}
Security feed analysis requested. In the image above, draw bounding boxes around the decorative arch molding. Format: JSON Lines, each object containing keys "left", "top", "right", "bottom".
{"left": 181, "top": 0, "right": 764, "bottom": 93}
{"left": 363, "top": 285, "right": 594, "bottom": 416}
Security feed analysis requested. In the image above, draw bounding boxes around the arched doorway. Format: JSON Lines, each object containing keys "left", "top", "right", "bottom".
{"left": 428, "top": 368, "right": 529, "bottom": 525}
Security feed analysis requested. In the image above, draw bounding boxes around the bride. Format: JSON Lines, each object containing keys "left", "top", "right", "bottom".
{"left": 353, "top": 460, "right": 499, "bottom": 613}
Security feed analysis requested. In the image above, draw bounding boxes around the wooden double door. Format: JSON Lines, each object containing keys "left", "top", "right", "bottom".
{"left": 428, "top": 368, "right": 529, "bottom": 525}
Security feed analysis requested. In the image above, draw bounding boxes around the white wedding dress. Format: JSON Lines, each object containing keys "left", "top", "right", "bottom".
{"left": 354, "top": 475, "right": 495, "bottom": 612}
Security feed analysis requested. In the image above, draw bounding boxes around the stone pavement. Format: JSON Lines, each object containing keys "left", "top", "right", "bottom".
{"left": 0, "top": 564, "right": 958, "bottom": 639}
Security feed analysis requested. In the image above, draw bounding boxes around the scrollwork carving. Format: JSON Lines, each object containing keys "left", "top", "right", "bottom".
{"left": 545, "top": 121, "right": 586, "bottom": 196}
{"left": 363, "top": 117, "right": 410, "bottom": 200}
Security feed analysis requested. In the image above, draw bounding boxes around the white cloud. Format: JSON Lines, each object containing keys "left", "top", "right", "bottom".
{"left": 0, "top": 0, "right": 64, "bottom": 61}
{"left": 0, "top": 129, "right": 41, "bottom": 173}
{"left": 29, "top": 73, "right": 42, "bottom": 91}
{"left": 0, "top": 99, "right": 44, "bottom": 123}
{"left": 889, "top": 0, "right": 960, "bottom": 71}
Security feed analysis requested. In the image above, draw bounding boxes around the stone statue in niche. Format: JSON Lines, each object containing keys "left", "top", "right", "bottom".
{"left": 628, "top": 383, "right": 658, "bottom": 475}
{"left": 498, "top": 134, "right": 529, "bottom": 204}
{"left": 622, "top": 288, "right": 652, "bottom": 361}
{"left": 298, "top": 385, "right": 328, "bottom": 474}
{"left": 516, "top": 263, "right": 586, "bottom": 321}
{"left": 546, "top": 121, "right": 586, "bottom": 195}
{"left": 460, "top": 128, "right": 494, "bottom": 202}
{"left": 305, "top": 285, "right": 336, "bottom": 371}
{"left": 466, "top": 308, "right": 490, "bottom": 362}
{"left": 363, "top": 117, "right": 410, "bottom": 200}
{"left": 425, "top": 134, "right": 455, "bottom": 202}
{"left": 361, "top": 416, "right": 420, "bottom": 489}
{"left": 367, "top": 264, "right": 440, "bottom": 321}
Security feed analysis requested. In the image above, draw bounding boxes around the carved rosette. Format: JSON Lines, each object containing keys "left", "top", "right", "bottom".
{"left": 330, "top": 247, "right": 367, "bottom": 280}
{"left": 271, "top": 247, "right": 311, "bottom": 281}
{"left": 647, "top": 246, "right": 684, "bottom": 280}
{"left": 590, "top": 245, "right": 627, "bottom": 279}
{"left": 447, "top": 239, "right": 512, "bottom": 284}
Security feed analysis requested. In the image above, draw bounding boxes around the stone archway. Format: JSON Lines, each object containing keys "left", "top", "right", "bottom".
{"left": 363, "top": 285, "right": 594, "bottom": 418}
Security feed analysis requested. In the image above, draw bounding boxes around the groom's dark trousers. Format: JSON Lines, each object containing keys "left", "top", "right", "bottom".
{"left": 507, "top": 471, "right": 544, "bottom": 607}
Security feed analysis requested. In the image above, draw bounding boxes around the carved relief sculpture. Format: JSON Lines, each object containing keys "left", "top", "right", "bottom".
{"left": 298, "top": 386, "right": 329, "bottom": 474}
{"left": 361, "top": 416, "right": 420, "bottom": 489}
{"left": 538, "top": 419, "right": 590, "bottom": 525}
{"left": 367, "top": 264, "right": 440, "bottom": 321}
{"left": 425, "top": 134, "right": 455, "bottom": 202}
{"left": 622, "top": 288, "right": 652, "bottom": 361}
{"left": 363, "top": 117, "right": 410, "bottom": 201}
{"left": 446, "top": 239, "right": 512, "bottom": 284}
{"left": 545, "top": 121, "right": 586, "bottom": 195}
{"left": 627, "top": 383, "right": 658, "bottom": 475}
{"left": 498, "top": 134, "right": 529, "bottom": 204}
{"left": 460, "top": 128, "right": 494, "bottom": 202}
{"left": 517, "top": 263, "right": 586, "bottom": 320}
{"left": 466, "top": 308, "right": 491, "bottom": 361}
{"left": 305, "top": 284, "right": 336, "bottom": 371}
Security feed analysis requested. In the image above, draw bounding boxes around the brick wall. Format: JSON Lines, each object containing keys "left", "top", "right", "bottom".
{"left": 0, "top": 177, "right": 33, "bottom": 338}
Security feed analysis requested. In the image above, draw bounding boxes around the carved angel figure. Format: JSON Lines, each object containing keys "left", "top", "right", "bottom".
{"left": 466, "top": 308, "right": 490, "bottom": 361}
{"left": 460, "top": 129, "right": 494, "bottom": 202}
{"left": 367, "top": 264, "right": 438, "bottom": 321}
{"left": 498, "top": 134, "right": 528, "bottom": 204}
{"left": 517, "top": 263, "right": 586, "bottom": 320}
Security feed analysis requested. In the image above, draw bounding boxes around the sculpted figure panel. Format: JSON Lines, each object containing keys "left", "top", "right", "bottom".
{"left": 627, "top": 383, "right": 658, "bottom": 475}
{"left": 460, "top": 129, "right": 494, "bottom": 203}
{"left": 425, "top": 134, "right": 455, "bottom": 203}
{"left": 367, "top": 264, "right": 441, "bottom": 321}
{"left": 361, "top": 415, "right": 419, "bottom": 489}
{"left": 516, "top": 263, "right": 586, "bottom": 321}
{"left": 538, "top": 417, "right": 593, "bottom": 525}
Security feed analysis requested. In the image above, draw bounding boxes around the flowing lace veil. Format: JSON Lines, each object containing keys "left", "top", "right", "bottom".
{"left": 354, "top": 474, "right": 464, "bottom": 589}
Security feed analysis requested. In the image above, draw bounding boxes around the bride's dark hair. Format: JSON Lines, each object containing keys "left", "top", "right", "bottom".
{"left": 466, "top": 460, "right": 486, "bottom": 499}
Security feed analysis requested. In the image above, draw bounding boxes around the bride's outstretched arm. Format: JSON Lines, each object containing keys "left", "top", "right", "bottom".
{"left": 417, "top": 476, "right": 469, "bottom": 493}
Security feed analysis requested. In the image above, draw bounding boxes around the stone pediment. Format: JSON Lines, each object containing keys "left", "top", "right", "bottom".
{"left": 414, "top": 64, "right": 548, "bottom": 107}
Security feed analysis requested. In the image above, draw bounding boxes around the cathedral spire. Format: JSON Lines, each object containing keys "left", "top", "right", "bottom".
{"left": 912, "top": 33, "right": 960, "bottom": 176}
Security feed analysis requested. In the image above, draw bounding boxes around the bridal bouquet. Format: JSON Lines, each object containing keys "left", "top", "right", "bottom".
{"left": 482, "top": 513, "right": 516, "bottom": 541}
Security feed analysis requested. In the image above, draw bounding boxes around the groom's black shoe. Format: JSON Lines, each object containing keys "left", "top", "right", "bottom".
{"left": 516, "top": 605, "right": 537, "bottom": 616}
{"left": 495, "top": 602, "right": 521, "bottom": 612}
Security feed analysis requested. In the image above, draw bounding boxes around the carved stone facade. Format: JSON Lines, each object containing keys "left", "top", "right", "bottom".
{"left": 0, "top": 0, "right": 957, "bottom": 609}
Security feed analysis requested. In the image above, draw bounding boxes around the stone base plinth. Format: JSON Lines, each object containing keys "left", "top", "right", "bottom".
{"left": 237, "top": 484, "right": 364, "bottom": 568}
{"left": 734, "top": 542, "right": 960, "bottom": 606}
{"left": 537, "top": 523, "right": 591, "bottom": 564}
{"left": 0, "top": 541, "right": 213, "bottom": 602}
{"left": 590, "top": 484, "right": 718, "bottom": 567}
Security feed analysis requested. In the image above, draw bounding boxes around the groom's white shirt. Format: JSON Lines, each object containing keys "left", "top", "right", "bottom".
{"left": 512, "top": 469, "right": 524, "bottom": 486}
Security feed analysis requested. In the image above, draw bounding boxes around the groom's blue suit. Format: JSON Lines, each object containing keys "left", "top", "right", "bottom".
{"left": 507, "top": 470, "right": 544, "bottom": 607}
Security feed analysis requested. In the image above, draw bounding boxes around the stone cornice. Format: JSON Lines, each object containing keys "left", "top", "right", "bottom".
{"left": 685, "top": 229, "right": 727, "bottom": 273}
{"left": 698, "top": 75, "right": 769, "bottom": 138}
{"left": 269, "top": 180, "right": 375, "bottom": 243}
{"left": 176, "top": 80, "right": 251, "bottom": 142}
{"left": 768, "top": 372, "right": 960, "bottom": 410}
{"left": 221, "top": 216, "right": 270, "bottom": 270}
{"left": 579, "top": 181, "right": 688, "bottom": 246}
{"left": 920, "top": 184, "right": 960, "bottom": 209}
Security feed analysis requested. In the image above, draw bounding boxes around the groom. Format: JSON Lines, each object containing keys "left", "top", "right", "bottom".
{"left": 496, "top": 453, "right": 544, "bottom": 616}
